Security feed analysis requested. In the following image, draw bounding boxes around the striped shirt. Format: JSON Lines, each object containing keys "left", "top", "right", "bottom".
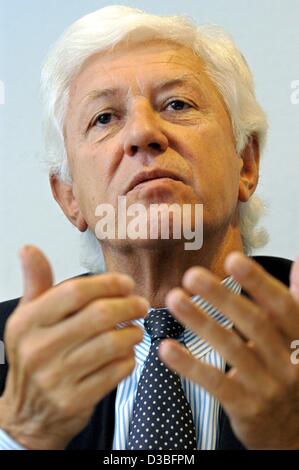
{"left": 0, "top": 275, "right": 241, "bottom": 450}
{"left": 113, "top": 275, "right": 241, "bottom": 450}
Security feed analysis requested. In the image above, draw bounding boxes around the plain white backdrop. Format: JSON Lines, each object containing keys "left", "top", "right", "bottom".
{"left": 0, "top": 0, "right": 298, "bottom": 301}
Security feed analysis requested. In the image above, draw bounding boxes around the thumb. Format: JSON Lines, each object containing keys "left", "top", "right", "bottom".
{"left": 290, "top": 255, "right": 299, "bottom": 303}
{"left": 19, "top": 245, "right": 53, "bottom": 304}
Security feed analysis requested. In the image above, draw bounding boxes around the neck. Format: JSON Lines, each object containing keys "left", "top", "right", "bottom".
{"left": 101, "top": 224, "right": 244, "bottom": 308}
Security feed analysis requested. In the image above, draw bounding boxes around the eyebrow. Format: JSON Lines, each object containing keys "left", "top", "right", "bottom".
{"left": 80, "top": 73, "right": 205, "bottom": 106}
{"left": 153, "top": 74, "right": 204, "bottom": 93}
{"left": 81, "top": 87, "right": 120, "bottom": 104}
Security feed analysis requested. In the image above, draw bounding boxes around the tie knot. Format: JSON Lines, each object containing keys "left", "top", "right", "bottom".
{"left": 144, "top": 308, "right": 184, "bottom": 341}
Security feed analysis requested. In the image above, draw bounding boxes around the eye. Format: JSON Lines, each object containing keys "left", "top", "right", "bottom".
{"left": 93, "top": 112, "right": 113, "bottom": 126}
{"left": 166, "top": 99, "right": 192, "bottom": 111}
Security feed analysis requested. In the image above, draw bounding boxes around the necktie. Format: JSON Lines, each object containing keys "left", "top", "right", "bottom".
{"left": 127, "top": 307, "right": 197, "bottom": 450}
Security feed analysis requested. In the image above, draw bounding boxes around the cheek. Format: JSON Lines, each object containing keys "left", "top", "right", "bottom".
{"left": 72, "top": 143, "right": 108, "bottom": 187}
{"left": 183, "top": 123, "right": 240, "bottom": 205}
{"left": 69, "top": 151, "right": 110, "bottom": 225}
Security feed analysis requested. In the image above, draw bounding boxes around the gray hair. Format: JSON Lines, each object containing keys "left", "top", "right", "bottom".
{"left": 41, "top": 5, "right": 269, "bottom": 272}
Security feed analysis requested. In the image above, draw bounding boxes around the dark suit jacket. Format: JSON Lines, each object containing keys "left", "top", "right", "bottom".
{"left": 0, "top": 255, "right": 293, "bottom": 450}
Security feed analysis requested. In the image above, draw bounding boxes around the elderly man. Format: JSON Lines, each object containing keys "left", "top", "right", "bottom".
{"left": 0, "top": 5, "right": 299, "bottom": 451}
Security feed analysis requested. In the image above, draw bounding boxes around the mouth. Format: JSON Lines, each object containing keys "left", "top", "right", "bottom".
{"left": 126, "top": 169, "right": 184, "bottom": 194}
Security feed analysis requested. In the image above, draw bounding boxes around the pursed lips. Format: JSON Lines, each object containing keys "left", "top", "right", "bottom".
{"left": 125, "top": 169, "right": 185, "bottom": 195}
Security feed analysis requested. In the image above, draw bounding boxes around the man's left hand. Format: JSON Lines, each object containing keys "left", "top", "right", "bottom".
{"left": 159, "top": 252, "right": 299, "bottom": 449}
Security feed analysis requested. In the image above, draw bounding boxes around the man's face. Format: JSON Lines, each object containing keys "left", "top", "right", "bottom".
{"left": 63, "top": 40, "right": 244, "bottom": 245}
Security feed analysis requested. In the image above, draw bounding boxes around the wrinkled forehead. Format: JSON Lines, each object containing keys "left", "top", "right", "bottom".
{"left": 68, "top": 39, "right": 212, "bottom": 100}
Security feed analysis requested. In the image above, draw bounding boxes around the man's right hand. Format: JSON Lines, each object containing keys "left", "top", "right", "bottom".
{"left": 0, "top": 245, "right": 149, "bottom": 449}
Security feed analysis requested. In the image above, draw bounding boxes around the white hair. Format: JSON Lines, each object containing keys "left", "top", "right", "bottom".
{"left": 41, "top": 5, "right": 269, "bottom": 273}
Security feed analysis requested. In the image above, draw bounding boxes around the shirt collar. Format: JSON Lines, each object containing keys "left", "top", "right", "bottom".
{"left": 133, "top": 275, "right": 241, "bottom": 365}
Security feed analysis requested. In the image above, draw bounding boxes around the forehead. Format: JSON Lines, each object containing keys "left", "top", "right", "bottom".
{"left": 69, "top": 40, "right": 213, "bottom": 100}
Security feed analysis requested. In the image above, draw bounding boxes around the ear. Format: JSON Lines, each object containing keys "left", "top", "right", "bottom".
{"left": 50, "top": 175, "right": 88, "bottom": 232}
{"left": 238, "top": 134, "right": 260, "bottom": 203}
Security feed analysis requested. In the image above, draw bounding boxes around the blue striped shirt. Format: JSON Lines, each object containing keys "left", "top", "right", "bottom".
{"left": 113, "top": 275, "right": 241, "bottom": 450}
{"left": 0, "top": 275, "right": 241, "bottom": 450}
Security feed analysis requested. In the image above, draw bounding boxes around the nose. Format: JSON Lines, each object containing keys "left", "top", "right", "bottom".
{"left": 123, "top": 99, "right": 169, "bottom": 158}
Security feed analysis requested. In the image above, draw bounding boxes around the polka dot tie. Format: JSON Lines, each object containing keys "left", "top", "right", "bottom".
{"left": 127, "top": 307, "right": 197, "bottom": 450}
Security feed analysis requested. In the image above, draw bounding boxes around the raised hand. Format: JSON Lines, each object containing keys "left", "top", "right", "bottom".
{"left": 160, "top": 252, "right": 299, "bottom": 449}
{"left": 0, "top": 245, "right": 149, "bottom": 449}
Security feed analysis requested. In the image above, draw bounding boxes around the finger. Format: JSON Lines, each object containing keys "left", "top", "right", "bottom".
{"left": 74, "top": 354, "right": 136, "bottom": 410}
{"left": 24, "top": 272, "right": 137, "bottom": 326}
{"left": 181, "top": 265, "right": 290, "bottom": 380}
{"left": 51, "top": 296, "right": 149, "bottom": 350}
{"left": 224, "top": 252, "right": 299, "bottom": 340}
{"left": 19, "top": 245, "right": 53, "bottom": 304}
{"left": 64, "top": 326, "right": 143, "bottom": 379}
{"left": 158, "top": 339, "right": 246, "bottom": 410}
{"left": 165, "top": 288, "right": 275, "bottom": 393}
